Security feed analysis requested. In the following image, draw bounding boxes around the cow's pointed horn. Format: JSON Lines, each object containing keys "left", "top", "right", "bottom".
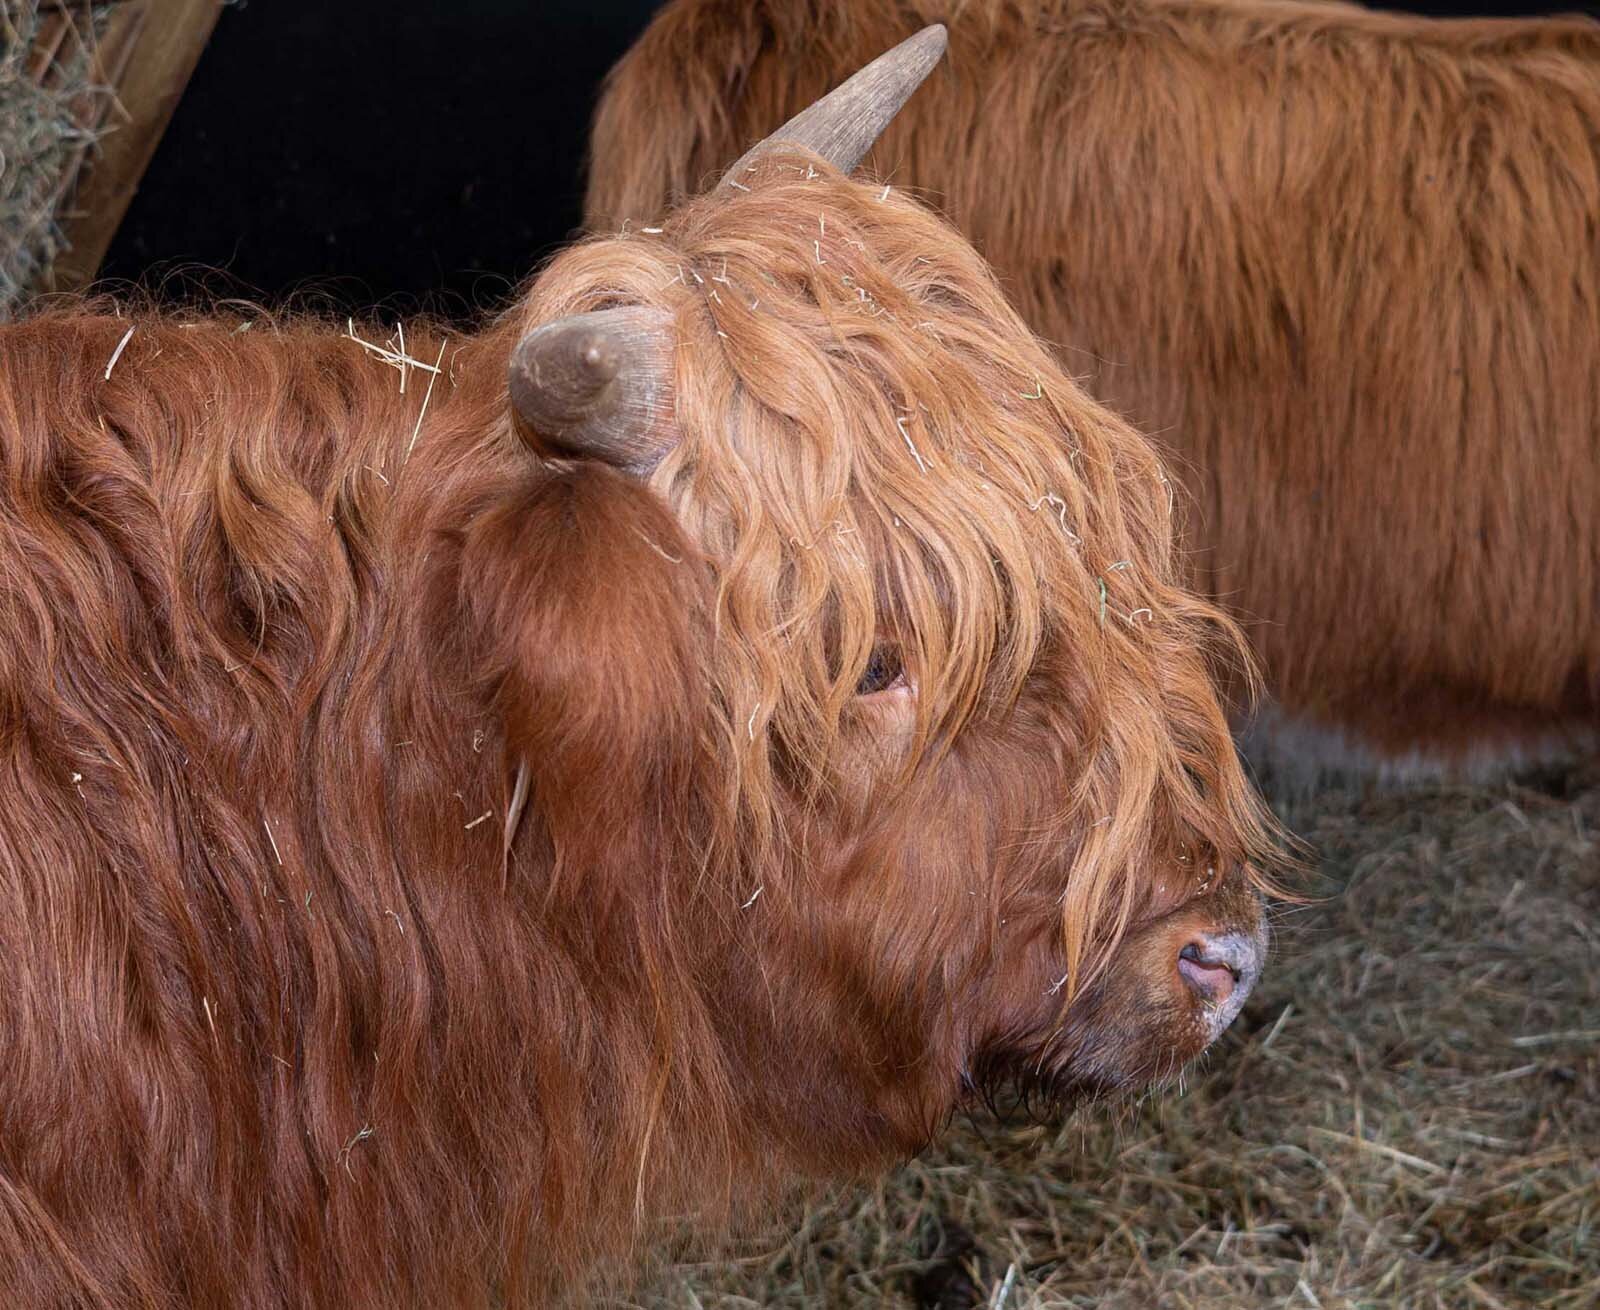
{"left": 507, "top": 307, "right": 676, "bottom": 473}
{"left": 717, "top": 25, "right": 948, "bottom": 187}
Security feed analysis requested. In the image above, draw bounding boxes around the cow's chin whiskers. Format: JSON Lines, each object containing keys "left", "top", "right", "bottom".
{"left": 962, "top": 1048, "right": 1131, "bottom": 1126}
{"left": 960, "top": 1054, "right": 1192, "bottom": 1134}
{"left": 965, "top": 995, "right": 1228, "bottom": 1126}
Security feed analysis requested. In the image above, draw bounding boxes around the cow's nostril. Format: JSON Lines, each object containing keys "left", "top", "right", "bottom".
{"left": 1177, "top": 940, "right": 1239, "bottom": 1002}
{"left": 1173, "top": 927, "right": 1266, "bottom": 1037}
{"left": 1179, "top": 940, "right": 1240, "bottom": 980}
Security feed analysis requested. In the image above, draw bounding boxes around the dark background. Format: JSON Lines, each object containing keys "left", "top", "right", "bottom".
{"left": 102, "top": 0, "right": 1597, "bottom": 323}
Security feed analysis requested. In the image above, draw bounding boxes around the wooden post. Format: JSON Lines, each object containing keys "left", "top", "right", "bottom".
{"left": 50, "top": 0, "right": 224, "bottom": 292}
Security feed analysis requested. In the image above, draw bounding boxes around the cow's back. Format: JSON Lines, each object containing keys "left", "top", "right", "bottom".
{"left": 0, "top": 309, "right": 552, "bottom": 1308}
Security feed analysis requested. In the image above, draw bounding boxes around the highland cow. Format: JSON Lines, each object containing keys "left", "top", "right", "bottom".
{"left": 586, "top": 0, "right": 1600, "bottom": 781}
{"left": 0, "top": 31, "right": 1277, "bottom": 1308}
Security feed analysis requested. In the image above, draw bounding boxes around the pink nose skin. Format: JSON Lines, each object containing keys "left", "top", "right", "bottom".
{"left": 1177, "top": 930, "right": 1265, "bottom": 1035}
{"left": 1178, "top": 945, "right": 1237, "bottom": 1003}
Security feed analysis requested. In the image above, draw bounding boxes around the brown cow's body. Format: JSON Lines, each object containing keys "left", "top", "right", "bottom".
{"left": 586, "top": 0, "right": 1600, "bottom": 781}
{"left": 0, "top": 95, "right": 1279, "bottom": 1307}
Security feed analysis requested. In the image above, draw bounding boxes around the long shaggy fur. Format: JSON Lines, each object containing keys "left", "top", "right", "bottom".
{"left": 0, "top": 156, "right": 1276, "bottom": 1306}
{"left": 586, "top": 0, "right": 1600, "bottom": 774}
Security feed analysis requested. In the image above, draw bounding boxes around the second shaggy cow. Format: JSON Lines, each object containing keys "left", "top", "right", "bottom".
{"left": 587, "top": 0, "right": 1600, "bottom": 781}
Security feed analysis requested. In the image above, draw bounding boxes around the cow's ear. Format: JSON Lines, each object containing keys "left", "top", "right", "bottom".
{"left": 507, "top": 308, "right": 677, "bottom": 476}
{"left": 460, "top": 465, "right": 709, "bottom": 801}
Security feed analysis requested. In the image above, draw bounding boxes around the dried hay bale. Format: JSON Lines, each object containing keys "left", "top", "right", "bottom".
{"left": 0, "top": 1, "right": 119, "bottom": 318}
{"left": 639, "top": 767, "right": 1599, "bottom": 1309}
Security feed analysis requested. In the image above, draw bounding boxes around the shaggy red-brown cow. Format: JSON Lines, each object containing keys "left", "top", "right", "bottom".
{"left": 586, "top": 0, "right": 1600, "bottom": 784}
{"left": 0, "top": 32, "right": 1278, "bottom": 1308}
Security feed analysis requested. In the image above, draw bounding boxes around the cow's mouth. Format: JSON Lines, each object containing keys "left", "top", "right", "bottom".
{"left": 966, "top": 897, "right": 1269, "bottom": 1120}
{"left": 966, "top": 987, "right": 1195, "bottom": 1121}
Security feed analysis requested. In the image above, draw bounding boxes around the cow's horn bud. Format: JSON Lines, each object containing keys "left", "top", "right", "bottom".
{"left": 508, "top": 307, "right": 676, "bottom": 474}
{"left": 718, "top": 25, "right": 949, "bottom": 187}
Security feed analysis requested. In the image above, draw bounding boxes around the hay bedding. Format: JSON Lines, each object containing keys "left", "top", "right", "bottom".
{"left": 633, "top": 768, "right": 1599, "bottom": 1309}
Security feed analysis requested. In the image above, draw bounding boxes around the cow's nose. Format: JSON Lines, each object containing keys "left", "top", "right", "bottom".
{"left": 1177, "top": 930, "right": 1263, "bottom": 1009}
